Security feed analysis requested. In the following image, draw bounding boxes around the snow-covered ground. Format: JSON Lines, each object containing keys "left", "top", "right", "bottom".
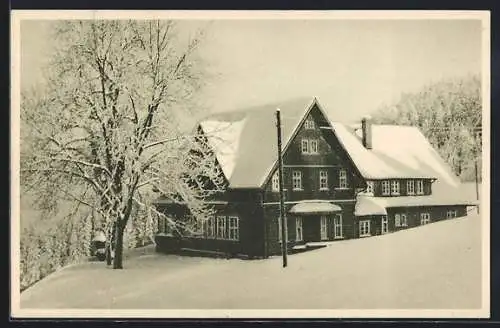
{"left": 20, "top": 212, "right": 483, "bottom": 310}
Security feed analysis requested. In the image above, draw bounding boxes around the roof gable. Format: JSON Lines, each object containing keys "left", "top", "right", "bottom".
{"left": 198, "top": 97, "right": 317, "bottom": 189}
{"left": 197, "top": 96, "right": 460, "bottom": 191}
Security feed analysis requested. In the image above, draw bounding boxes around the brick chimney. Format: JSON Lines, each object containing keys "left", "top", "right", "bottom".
{"left": 361, "top": 116, "right": 372, "bottom": 149}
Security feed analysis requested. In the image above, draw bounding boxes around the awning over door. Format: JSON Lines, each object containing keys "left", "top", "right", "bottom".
{"left": 289, "top": 200, "right": 342, "bottom": 215}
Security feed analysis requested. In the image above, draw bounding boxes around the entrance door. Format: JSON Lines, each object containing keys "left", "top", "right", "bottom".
{"left": 295, "top": 217, "right": 303, "bottom": 241}
{"left": 334, "top": 214, "right": 343, "bottom": 239}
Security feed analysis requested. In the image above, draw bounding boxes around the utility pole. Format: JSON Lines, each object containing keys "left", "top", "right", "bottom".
{"left": 276, "top": 108, "right": 288, "bottom": 268}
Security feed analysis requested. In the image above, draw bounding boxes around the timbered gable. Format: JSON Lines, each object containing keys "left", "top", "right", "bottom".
{"left": 262, "top": 103, "right": 365, "bottom": 203}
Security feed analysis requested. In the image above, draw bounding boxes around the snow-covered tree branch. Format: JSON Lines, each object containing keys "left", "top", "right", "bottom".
{"left": 370, "top": 74, "right": 482, "bottom": 182}
{"left": 20, "top": 20, "right": 224, "bottom": 269}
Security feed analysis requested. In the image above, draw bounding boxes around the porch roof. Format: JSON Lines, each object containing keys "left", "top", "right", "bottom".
{"left": 354, "top": 193, "right": 478, "bottom": 216}
{"left": 289, "top": 200, "right": 342, "bottom": 215}
{"left": 354, "top": 197, "right": 388, "bottom": 216}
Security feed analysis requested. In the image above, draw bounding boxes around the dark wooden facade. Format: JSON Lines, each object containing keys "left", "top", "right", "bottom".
{"left": 154, "top": 103, "right": 470, "bottom": 259}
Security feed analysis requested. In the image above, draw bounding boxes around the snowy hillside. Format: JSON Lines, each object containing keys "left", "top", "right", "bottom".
{"left": 20, "top": 213, "right": 482, "bottom": 310}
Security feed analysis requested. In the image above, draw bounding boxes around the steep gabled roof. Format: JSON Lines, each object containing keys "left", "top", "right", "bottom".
{"left": 198, "top": 97, "right": 318, "bottom": 189}
{"left": 197, "top": 96, "right": 462, "bottom": 193}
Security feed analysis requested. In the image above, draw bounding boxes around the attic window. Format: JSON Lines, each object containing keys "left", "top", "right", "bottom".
{"left": 301, "top": 139, "right": 319, "bottom": 154}
{"left": 304, "top": 118, "right": 315, "bottom": 130}
{"left": 271, "top": 172, "right": 280, "bottom": 192}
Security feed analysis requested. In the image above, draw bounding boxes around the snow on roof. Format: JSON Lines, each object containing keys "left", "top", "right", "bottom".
{"left": 355, "top": 189, "right": 478, "bottom": 216}
{"left": 199, "top": 119, "right": 246, "bottom": 180}
{"left": 196, "top": 96, "right": 461, "bottom": 191}
{"left": 355, "top": 196, "right": 387, "bottom": 216}
{"left": 197, "top": 96, "right": 316, "bottom": 188}
{"left": 289, "top": 200, "right": 342, "bottom": 215}
{"left": 331, "top": 123, "right": 460, "bottom": 186}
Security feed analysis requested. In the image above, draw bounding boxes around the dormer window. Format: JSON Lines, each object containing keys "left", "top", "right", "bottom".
{"left": 382, "top": 180, "right": 390, "bottom": 195}
{"left": 391, "top": 180, "right": 400, "bottom": 195}
{"left": 366, "top": 181, "right": 374, "bottom": 194}
{"left": 304, "top": 118, "right": 315, "bottom": 130}
{"left": 416, "top": 180, "right": 424, "bottom": 195}
{"left": 407, "top": 180, "right": 415, "bottom": 195}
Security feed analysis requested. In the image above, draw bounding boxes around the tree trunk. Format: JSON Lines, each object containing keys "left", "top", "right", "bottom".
{"left": 106, "top": 243, "right": 112, "bottom": 265}
{"left": 113, "top": 222, "right": 125, "bottom": 269}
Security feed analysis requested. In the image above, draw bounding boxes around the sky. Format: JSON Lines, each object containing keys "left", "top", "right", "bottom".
{"left": 20, "top": 18, "right": 482, "bottom": 123}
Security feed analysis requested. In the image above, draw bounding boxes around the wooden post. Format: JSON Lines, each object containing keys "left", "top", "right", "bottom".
{"left": 276, "top": 108, "right": 288, "bottom": 268}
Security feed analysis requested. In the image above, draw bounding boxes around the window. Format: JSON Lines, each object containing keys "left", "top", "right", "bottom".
{"left": 382, "top": 180, "right": 390, "bottom": 195}
{"left": 301, "top": 139, "right": 309, "bottom": 154}
{"left": 304, "top": 118, "right": 315, "bottom": 130}
{"left": 271, "top": 172, "right": 280, "bottom": 192}
{"left": 381, "top": 215, "right": 389, "bottom": 234}
{"left": 292, "top": 170, "right": 302, "bottom": 190}
{"left": 359, "top": 220, "right": 371, "bottom": 237}
{"left": 416, "top": 180, "right": 424, "bottom": 195}
{"left": 310, "top": 139, "right": 319, "bottom": 153}
{"left": 191, "top": 218, "right": 205, "bottom": 238}
{"left": 395, "top": 214, "right": 408, "bottom": 227}
{"left": 420, "top": 213, "right": 431, "bottom": 225}
{"left": 366, "top": 181, "right": 374, "bottom": 194}
{"left": 295, "top": 217, "right": 303, "bottom": 241}
{"left": 319, "top": 170, "right": 329, "bottom": 190}
{"left": 207, "top": 217, "right": 216, "bottom": 238}
{"left": 216, "top": 216, "right": 227, "bottom": 239}
{"left": 228, "top": 216, "right": 239, "bottom": 241}
{"left": 301, "top": 139, "right": 319, "bottom": 154}
{"left": 320, "top": 216, "right": 328, "bottom": 240}
{"left": 334, "top": 214, "right": 343, "bottom": 239}
{"left": 407, "top": 180, "right": 415, "bottom": 195}
{"left": 339, "top": 169, "right": 348, "bottom": 189}
{"left": 401, "top": 214, "right": 408, "bottom": 227}
{"left": 391, "top": 180, "right": 400, "bottom": 195}
{"left": 446, "top": 210, "right": 457, "bottom": 219}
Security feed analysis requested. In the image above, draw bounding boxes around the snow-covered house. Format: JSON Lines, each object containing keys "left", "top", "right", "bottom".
{"left": 154, "top": 97, "right": 477, "bottom": 258}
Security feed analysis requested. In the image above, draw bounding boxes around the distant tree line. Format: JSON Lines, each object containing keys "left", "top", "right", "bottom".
{"left": 370, "top": 74, "right": 482, "bottom": 182}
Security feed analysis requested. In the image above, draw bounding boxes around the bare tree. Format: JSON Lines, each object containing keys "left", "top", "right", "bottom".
{"left": 20, "top": 20, "right": 225, "bottom": 269}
